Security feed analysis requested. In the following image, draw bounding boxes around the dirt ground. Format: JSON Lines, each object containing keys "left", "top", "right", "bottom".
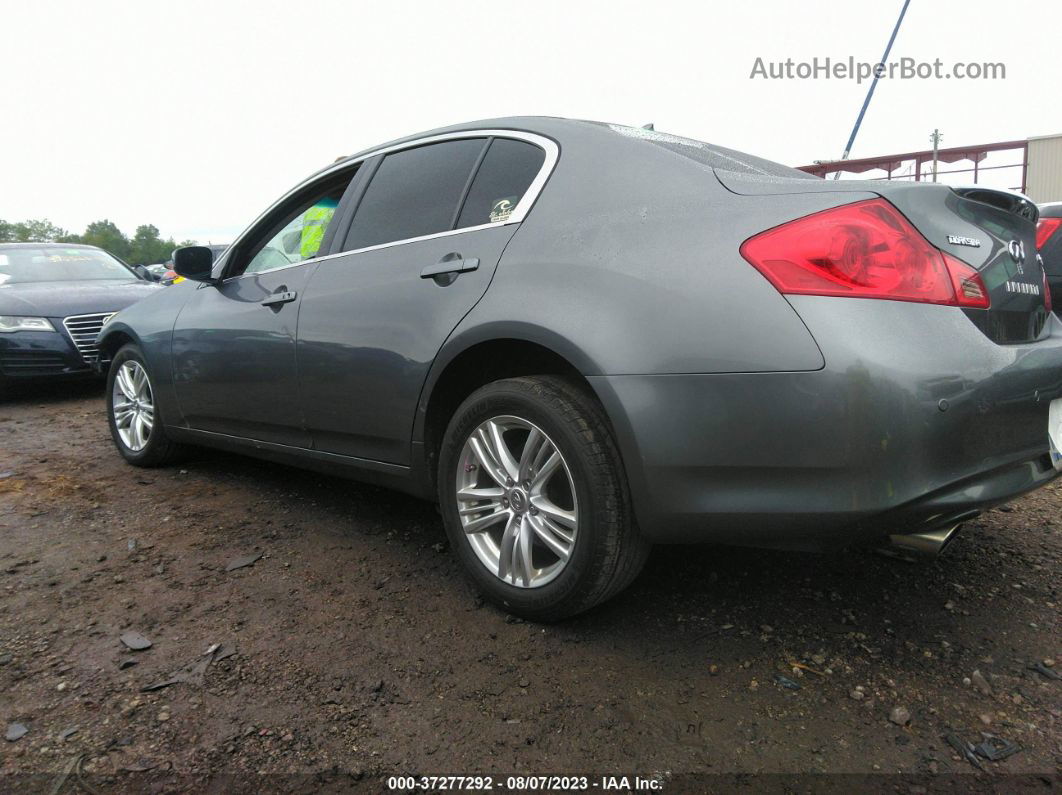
{"left": 1, "top": 381, "right": 1059, "bottom": 793}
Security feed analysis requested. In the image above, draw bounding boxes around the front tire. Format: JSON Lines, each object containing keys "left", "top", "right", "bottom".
{"left": 438, "top": 376, "right": 649, "bottom": 621}
{"left": 106, "top": 343, "right": 185, "bottom": 467}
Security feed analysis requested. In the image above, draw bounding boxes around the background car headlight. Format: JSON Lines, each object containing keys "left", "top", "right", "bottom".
{"left": 0, "top": 316, "right": 56, "bottom": 333}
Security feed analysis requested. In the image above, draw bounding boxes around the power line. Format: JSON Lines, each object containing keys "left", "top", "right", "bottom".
{"left": 833, "top": 0, "right": 913, "bottom": 179}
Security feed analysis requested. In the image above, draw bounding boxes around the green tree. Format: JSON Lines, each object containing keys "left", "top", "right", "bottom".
{"left": 128, "top": 224, "right": 169, "bottom": 264}
{"left": 0, "top": 218, "right": 71, "bottom": 243}
{"left": 1, "top": 217, "right": 189, "bottom": 260}
{"left": 79, "top": 220, "right": 131, "bottom": 261}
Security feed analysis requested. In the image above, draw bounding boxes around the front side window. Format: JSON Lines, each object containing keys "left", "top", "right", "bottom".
{"left": 243, "top": 195, "right": 341, "bottom": 275}
{"left": 227, "top": 164, "right": 359, "bottom": 278}
{"left": 456, "top": 138, "right": 546, "bottom": 229}
{"left": 343, "top": 139, "right": 486, "bottom": 251}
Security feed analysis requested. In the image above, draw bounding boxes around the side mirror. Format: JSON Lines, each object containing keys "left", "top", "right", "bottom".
{"left": 133, "top": 264, "right": 160, "bottom": 282}
{"left": 172, "top": 246, "right": 217, "bottom": 283}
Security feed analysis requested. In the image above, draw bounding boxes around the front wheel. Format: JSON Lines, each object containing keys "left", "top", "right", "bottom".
{"left": 438, "top": 376, "right": 649, "bottom": 621}
{"left": 106, "top": 344, "right": 185, "bottom": 467}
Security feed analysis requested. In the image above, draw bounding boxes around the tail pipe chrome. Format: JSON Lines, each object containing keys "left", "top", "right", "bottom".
{"left": 886, "top": 524, "right": 962, "bottom": 558}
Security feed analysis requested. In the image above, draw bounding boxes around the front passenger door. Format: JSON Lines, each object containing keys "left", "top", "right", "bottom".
{"left": 171, "top": 167, "right": 358, "bottom": 446}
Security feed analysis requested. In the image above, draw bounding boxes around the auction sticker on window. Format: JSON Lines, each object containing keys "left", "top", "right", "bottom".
{"left": 1050, "top": 398, "right": 1062, "bottom": 470}
{"left": 490, "top": 196, "right": 518, "bottom": 223}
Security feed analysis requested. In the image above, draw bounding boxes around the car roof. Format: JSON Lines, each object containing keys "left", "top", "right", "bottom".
{"left": 322, "top": 116, "right": 653, "bottom": 181}
{"left": 333, "top": 116, "right": 576, "bottom": 165}
{"left": 315, "top": 115, "right": 803, "bottom": 186}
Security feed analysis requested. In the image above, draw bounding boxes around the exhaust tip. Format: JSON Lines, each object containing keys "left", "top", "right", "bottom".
{"left": 879, "top": 523, "right": 962, "bottom": 561}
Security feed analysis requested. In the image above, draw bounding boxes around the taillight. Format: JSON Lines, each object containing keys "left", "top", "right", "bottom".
{"left": 1036, "top": 218, "right": 1062, "bottom": 250}
{"left": 943, "top": 253, "right": 990, "bottom": 309}
{"left": 740, "top": 198, "right": 990, "bottom": 309}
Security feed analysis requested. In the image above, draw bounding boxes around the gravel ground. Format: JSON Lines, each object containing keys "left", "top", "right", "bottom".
{"left": 1, "top": 381, "right": 1059, "bottom": 792}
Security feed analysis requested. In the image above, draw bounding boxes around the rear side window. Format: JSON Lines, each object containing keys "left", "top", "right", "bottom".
{"left": 344, "top": 139, "right": 486, "bottom": 251}
{"left": 456, "top": 138, "right": 546, "bottom": 229}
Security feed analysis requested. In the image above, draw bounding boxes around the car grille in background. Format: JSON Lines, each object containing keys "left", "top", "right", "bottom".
{"left": 62, "top": 313, "right": 115, "bottom": 364}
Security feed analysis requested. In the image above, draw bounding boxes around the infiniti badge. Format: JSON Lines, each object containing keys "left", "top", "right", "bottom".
{"left": 1008, "top": 239, "right": 1026, "bottom": 272}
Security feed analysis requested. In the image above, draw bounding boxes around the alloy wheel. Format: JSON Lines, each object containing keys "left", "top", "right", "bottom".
{"left": 112, "top": 360, "right": 155, "bottom": 452}
{"left": 456, "top": 415, "right": 578, "bottom": 588}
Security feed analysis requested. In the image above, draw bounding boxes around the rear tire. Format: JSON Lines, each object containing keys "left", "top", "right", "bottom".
{"left": 106, "top": 343, "right": 185, "bottom": 467}
{"left": 438, "top": 375, "right": 649, "bottom": 621}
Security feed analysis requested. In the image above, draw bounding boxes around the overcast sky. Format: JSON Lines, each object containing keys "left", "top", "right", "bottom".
{"left": 2, "top": 0, "right": 1059, "bottom": 244}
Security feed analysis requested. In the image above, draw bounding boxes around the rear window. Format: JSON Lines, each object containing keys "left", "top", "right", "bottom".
{"left": 344, "top": 139, "right": 486, "bottom": 251}
{"left": 602, "top": 123, "right": 815, "bottom": 179}
{"left": 0, "top": 247, "right": 135, "bottom": 285}
{"left": 456, "top": 138, "right": 545, "bottom": 229}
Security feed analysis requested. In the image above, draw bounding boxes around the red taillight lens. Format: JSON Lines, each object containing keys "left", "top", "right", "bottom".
{"left": 944, "top": 253, "right": 991, "bottom": 309}
{"left": 740, "top": 198, "right": 989, "bottom": 309}
{"left": 1036, "top": 218, "right": 1062, "bottom": 250}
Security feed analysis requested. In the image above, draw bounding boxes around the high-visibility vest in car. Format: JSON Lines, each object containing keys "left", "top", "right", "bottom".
{"left": 300, "top": 198, "right": 338, "bottom": 259}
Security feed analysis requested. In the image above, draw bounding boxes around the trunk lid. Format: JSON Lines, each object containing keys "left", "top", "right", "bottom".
{"left": 717, "top": 170, "right": 1049, "bottom": 344}
{"left": 881, "top": 184, "right": 1046, "bottom": 343}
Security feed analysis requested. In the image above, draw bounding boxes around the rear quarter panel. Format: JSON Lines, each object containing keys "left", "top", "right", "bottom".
{"left": 452, "top": 124, "right": 880, "bottom": 376}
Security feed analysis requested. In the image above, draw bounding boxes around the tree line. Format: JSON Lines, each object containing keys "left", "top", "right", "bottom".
{"left": 0, "top": 218, "right": 196, "bottom": 265}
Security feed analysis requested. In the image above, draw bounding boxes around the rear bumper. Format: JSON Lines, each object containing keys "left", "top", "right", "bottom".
{"left": 591, "top": 299, "right": 1062, "bottom": 549}
{"left": 0, "top": 328, "right": 93, "bottom": 379}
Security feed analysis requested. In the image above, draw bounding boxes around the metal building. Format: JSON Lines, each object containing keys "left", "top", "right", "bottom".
{"left": 798, "top": 133, "right": 1062, "bottom": 203}
{"left": 1026, "top": 134, "right": 1062, "bottom": 203}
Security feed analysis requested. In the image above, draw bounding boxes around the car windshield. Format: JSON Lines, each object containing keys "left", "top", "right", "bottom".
{"left": 0, "top": 247, "right": 136, "bottom": 285}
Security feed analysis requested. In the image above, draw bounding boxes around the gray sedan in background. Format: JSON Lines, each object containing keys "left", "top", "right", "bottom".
{"left": 97, "top": 117, "right": 1062, "bottom": 619}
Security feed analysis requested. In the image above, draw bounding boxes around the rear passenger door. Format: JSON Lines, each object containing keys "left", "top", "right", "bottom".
{"left": 297, "top": 133, "right": 551, "bottom": 464}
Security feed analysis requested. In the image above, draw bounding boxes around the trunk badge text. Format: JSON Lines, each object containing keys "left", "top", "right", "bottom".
{"left": 1005, "top": 280, "right": 1040, "bottom": 295}
{"left": 947, "top": 235, "right": 982, "bottom": 248}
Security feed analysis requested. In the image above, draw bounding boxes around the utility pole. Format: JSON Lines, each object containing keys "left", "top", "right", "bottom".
{"left": 832, "top": 0, "right": 912, "bottom": 179}
{"left": 930, "top": 128, "right": 942, "bottom": 182}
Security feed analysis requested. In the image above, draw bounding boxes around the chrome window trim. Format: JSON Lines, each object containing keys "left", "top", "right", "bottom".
{"left": 219, "top": 129, "right": 559, "bottom": 281}
{"left": 222, "top": 258, "right": 314, "bottom": 282}
{"left": 223, "top": 219, "right": 523, "bottom": 282}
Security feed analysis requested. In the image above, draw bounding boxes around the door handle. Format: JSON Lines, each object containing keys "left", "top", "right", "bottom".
{"left": 420, "top": 256, "right": 479, "bottom": 279}
{"left": 261, "top": 290, "right": 297, "bottom": 307}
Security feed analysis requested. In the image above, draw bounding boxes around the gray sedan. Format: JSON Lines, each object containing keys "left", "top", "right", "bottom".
{"left": 97, "top": 117, "right": 1062, "bottom": 619}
